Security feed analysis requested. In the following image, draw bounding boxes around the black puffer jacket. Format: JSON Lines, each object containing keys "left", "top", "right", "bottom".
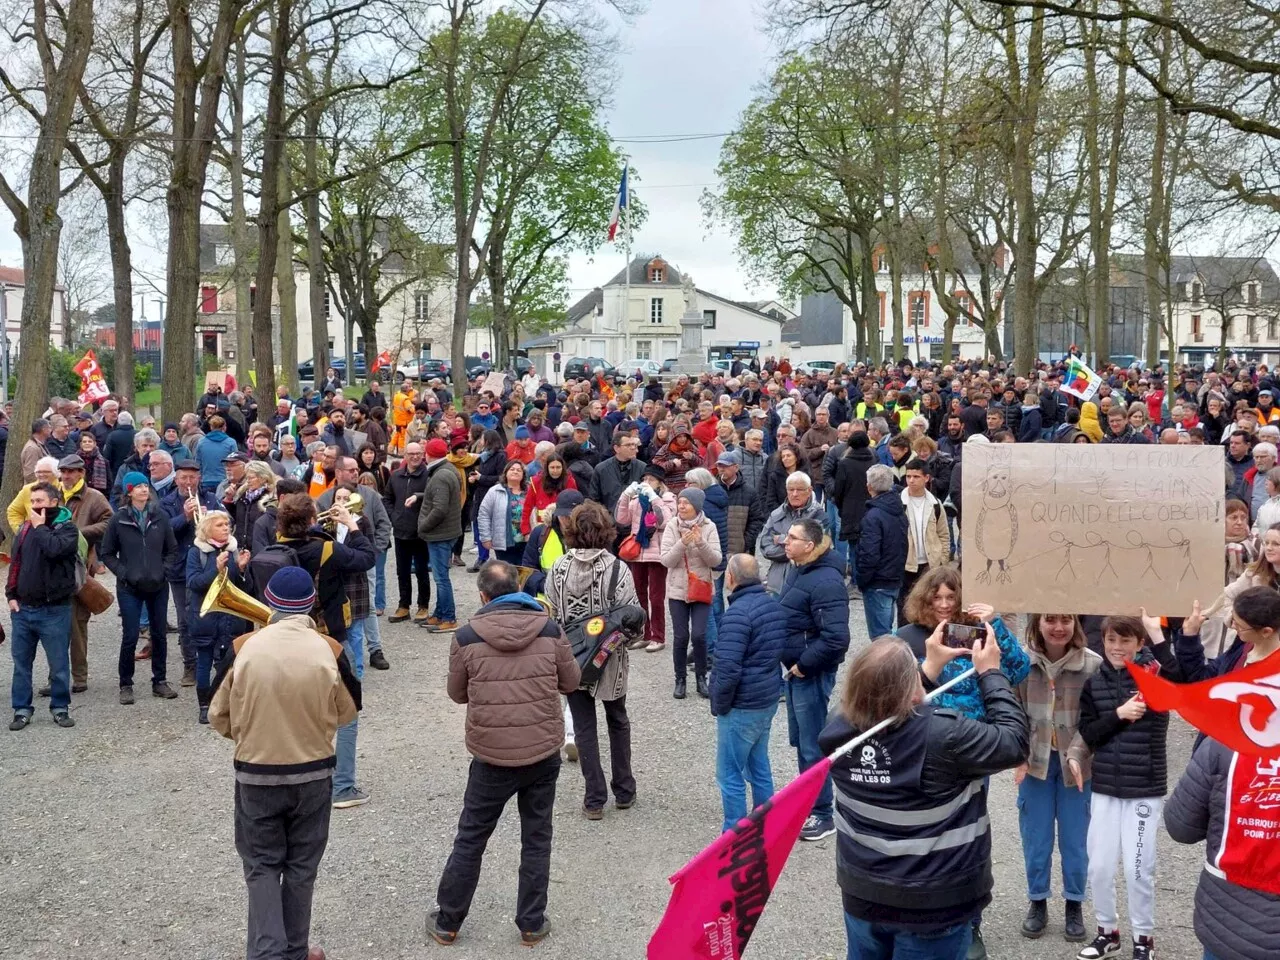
{"left": 1077, "top": 644, "right": 1180, "bottom": 798}
{"left": 99, "top": 502, "right": 178, "bottom": 593}
{"left": 1165, "top": 738, "right": 1280, "bottom": 960}
{"left": 382, "top": 462, "right": 429, "bottom": 540}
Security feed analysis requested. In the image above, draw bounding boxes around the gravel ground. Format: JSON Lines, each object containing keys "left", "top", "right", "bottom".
{"left": 0, "top": 553, "right": 1209, "bottom": 960}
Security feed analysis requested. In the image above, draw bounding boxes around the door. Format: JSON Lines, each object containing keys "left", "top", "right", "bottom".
{"left": 202, "top": 332, "right": 219, "bottom": 356}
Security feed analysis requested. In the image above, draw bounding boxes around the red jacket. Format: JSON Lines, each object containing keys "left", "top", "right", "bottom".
{"left": 520, "top": 471, "right": 577, "bottom": 535}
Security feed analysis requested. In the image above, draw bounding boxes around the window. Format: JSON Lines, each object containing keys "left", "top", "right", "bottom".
{"left": 249, "top": 285, "right": 257, "bottom": 310}
{"left": 1224, "top": 314, "right": 1233, "bottom": 336}
{"left": 1270, "top": 317, "right": 1278, "bottom": 340}
{"left": 703, "top": 309, "right": 716, "bottom": 329}
{"left": 322, "top": 290, "right": 331, "bottom": 319}
{"left": 650, "top": 298, "right": 663, "bottom": 324}
{"left": 215, "top": 244, "right": 234, "bottom": 266}
{"left": 415, "top": 291, "right": 432, "bottom": 322}
{"left": 879, "top": 291, "right": 886, "bottom": 328}
{"left": 419, "top": 342, "right": 432, "bottom": 358}
{"left": 1192, "top": 314, "right": 1202, "bottom": 339}
{"left": 200, "top": 286, "right": 218, "bottom": 314}
{"left": 356, "top": 336, "right": 365, "bottom": 353}
{"left": 651, "top": 267, "right": 664, "bottom": 283}
{"left": 1191, "top": 280, "right": 1202, "bottom": 302}
{"left": 327, "top": 338, "right": 335, "bottom": 350}
{"left": 909, "top": 291, "right": 929, "bottom": 328}
{"left": 1248, "top": 283, "right": 1260, "bottom": 305}
{"left": 954, "top": 292, "right": 972, "bottom": 325}
{"left": 1248, "top": 314, "right": 1258, "bottom": 336}
{"left": 635, "top": 339, "right": 651, "bottom": 360}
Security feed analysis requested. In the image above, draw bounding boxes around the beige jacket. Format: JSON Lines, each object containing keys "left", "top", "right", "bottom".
{"left": 901, "top": 489, "right": 950, "bottom": 572}
{"left": 209, "top": 614, "right": 358, "bottom": 784}
{"left": 659, "top": 514, "right": 722, "bottom": 602}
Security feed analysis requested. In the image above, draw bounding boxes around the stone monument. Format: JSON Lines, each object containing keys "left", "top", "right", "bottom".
{"left": 675, "top": 272, "right": 706, "bottom": 375}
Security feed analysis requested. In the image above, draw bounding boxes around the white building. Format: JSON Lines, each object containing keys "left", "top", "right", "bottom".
{"left": 522, "top": 255, "right": 793, "bottom": 381}
{"left": 197, "top": 224, "right": 453, "bottom": 367}
{"left": 784, "top": 245, "right": 1007, "bottom": 364}
{"left": 0, "top": 264, "right": 69, "bottom": 353}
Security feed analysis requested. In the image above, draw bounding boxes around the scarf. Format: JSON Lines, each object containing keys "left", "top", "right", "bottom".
{"left": 635, "top": 488, "right": 658, "bottom": 549}
{"left": 152, "top": 471, "right": 177, "bottom": 494}
{"left": 61, "top": 477, "right": 85, "bottom": 501}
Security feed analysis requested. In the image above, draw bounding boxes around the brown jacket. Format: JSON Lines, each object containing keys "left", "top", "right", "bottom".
{"left": 65, "top": 484, "right": 112, "bottom": 560}
{"left": 209, "top": 614, "right": 360, "bottom": 784}
{"left": 448, "top": 597, "right": 580, "bottom": 767}
{"left": 799, "top": 424, "right": 838, "bottom": 489}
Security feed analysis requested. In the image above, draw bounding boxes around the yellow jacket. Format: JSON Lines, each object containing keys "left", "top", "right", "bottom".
{"left": 6, "top": 481, "right": 37, "bottom": 534}
{"left": 1079, "top": 402, "right": 1104, "bottom": 443}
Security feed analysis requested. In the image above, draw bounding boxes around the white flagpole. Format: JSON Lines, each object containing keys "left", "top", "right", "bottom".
{"left": 828, "top": 667, "right": 978, "bottom": 762}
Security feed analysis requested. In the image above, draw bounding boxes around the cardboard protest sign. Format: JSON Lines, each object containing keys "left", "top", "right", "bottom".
{"left": 961, "top": 444, "right": 1223, "bottom": 615}
{"left": 480, "top": 371, "right": 506, "bottom": 397}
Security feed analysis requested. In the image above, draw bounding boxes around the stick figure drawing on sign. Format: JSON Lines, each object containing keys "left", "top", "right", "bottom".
{"left": 974, "top": 453, "right": 1018, "bottom": 584}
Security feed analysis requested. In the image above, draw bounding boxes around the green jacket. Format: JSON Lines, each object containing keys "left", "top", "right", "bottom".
{"left": 417, "top": 459, "right": 462, "bottom": 543}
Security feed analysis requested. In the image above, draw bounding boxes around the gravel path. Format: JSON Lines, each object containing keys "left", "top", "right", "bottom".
{"left": 0, "top": 554, "right": 1208, "bottom": 960}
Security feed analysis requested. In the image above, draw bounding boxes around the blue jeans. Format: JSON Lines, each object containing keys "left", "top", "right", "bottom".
{"left": 716, "top": 703, "right": 778, "bottom": 832}
{"left": 844, "top": 913, "right": 971, "bottom": 960}
{"left": 195, "top": 640, "right": 231, "bottom": 690}
{"left": 117, "top": 582, "right": 170, "bottom": 686}
{"left": 373, "top": 549, "right": 387, "bottom": 611}
{"left": 825, "top": 497, "right": 848, "bottom": 570}
{"left": 1018, "top": 752, "right": 1091, "bottom": 901}
{"left": 707, "top": 576, "right": 723, "bottom": 657}
{"left": 863, "top": 587, "right": 899, "bottom": 639}
{"left": 334, "top": 618, "right": 365, "bottom": 797}
{"left": 427, "top": 541, "right": 456, "bottom": 621}
{"left": 471, "top": 514, "right": 489, "bottom": 564}
{"left": 364, "top": 570, "right": 382, "bottom": 655}
{"left": 10, "top": 603, "right": 73, "bottom": 715}
{"left": 785, "top": 668, "right": 837, "bottom": 821}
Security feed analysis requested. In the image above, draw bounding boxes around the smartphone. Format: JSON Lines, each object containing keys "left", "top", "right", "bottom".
{"left": 944, "top": 623, "right": 985, "bottom": 650}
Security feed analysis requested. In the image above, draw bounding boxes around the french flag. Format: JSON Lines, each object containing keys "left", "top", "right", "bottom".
{"left": 607, "top": 163, "right": 628, "bottom": 242}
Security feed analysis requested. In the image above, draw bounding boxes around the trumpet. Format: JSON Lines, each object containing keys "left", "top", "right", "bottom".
{"left": 317, "top": 493, "right": 364, "bottom": 532}
{"left": 188, "top": 492, "right": 207, "bottom": 524}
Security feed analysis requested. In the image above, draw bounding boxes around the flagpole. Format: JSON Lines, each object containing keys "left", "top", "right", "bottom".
{"left": 828, "top": 666, "right": 977, "bottom": 762}
{"left": 622, "top": 170, "right": 631, "bottom": 365}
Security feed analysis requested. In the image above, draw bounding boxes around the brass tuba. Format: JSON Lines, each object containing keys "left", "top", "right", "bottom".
{"left": 316, "top": 493, "right": 364, "bottom": 533}
{"left": 200, "top": 567, "right": 273, "bottom": 627}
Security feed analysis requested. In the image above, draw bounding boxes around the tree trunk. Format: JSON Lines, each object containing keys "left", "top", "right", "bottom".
{"left": 277, "top": 164, "right": 299, "bottom": 397}
{"left": 0, "top": 0, "right": 95, "bottom": 534}
{"left": 856, "top": 226, "right": 881, "bottom": 363}
{"left": 106, "top": 160, "right": 135, "bottom": 408}
{"left": 305, "top": 104, "right": 329, "bottom": 386}
{"left": 249, "top": 0, "right": 292, "bottom": 407}
{"left": 230, "top": 34, "right": 254, "bottom": 374}
{"left": 888, "top": 243, "right": 905, "bottom": 363}
{"left": 1006, "top": 7, "right": 1045, "bottom": 376}
{"left": 1145, "top": 4, "right": 1171, "bottom": 371}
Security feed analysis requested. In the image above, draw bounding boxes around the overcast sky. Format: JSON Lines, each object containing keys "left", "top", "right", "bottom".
{"left": 0, "top": 0, "right": 776, "bottom": 316}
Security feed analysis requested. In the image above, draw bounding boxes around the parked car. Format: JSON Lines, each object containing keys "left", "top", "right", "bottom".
{"left": 797, "top": 359, "right": 838, "bottom": 376}
{"left": 396, "top": 356, "right": 452, "bottom": 383}
{"left": 298, "top": 353, "right": 371, "bottom": 385}
{"left": 617, "top": 358, "right": 663, "bottom": 380}
{"left": 562, "top": 356, "right": 623, "bottom": 383}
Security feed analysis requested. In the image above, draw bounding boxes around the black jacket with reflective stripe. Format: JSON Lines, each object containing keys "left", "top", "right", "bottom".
{"left": 819, "top": 670, "right": 1029, "bottom": 927}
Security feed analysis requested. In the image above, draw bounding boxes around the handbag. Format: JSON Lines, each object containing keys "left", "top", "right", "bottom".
{"left": 683, "top": 527, "right": 713, "bottom": 604}
{"left": 77, "top": 576, "right": 114, "bottom": 615}
{"left": 560, "top": 560, "right": 645, "bottom": 686}
{"left": 618, "top": 534, "right": 641, "bottom": 562}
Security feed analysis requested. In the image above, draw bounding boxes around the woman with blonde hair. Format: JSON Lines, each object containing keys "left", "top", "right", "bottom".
{"left": 185, "top": 510, "right": 250, "bottom": 723}
{"left": 228, "top": 460, "right": 276, "bottom": 545}
{"left": 1015, "top": 612, "right": 1102, "bottom": 943}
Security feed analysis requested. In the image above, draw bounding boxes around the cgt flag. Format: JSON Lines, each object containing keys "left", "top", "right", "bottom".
{"left": 73, "top": 349, "right": 111, "bottom": 404}
{"left": 371, "top": 350, "right": 392, "bottom": 374}
{"left": 1128, "top": 652, "right": 1280, "bottom": 759}
{"left": 646, "top": 757, "right": 831, "bottom": 960}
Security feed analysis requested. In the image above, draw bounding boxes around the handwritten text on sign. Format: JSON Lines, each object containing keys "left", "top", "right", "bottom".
{"left": 961, "top": 444, "right": 1223, "bottom": 615}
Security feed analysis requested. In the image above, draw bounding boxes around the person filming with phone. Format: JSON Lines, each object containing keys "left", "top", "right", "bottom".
{"left": 820, "top": 618, "right": 1029, "bottom": 960}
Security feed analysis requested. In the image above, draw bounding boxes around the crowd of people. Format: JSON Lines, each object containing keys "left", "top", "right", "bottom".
{"left": 4, "top": 353, "right": 1279, "bottom": 960}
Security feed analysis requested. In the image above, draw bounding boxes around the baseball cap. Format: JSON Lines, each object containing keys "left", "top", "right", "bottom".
{"left": 553, "top": 490, "right": 585, "bottom": 517}
{"left": 716, "top": 448, "right": 741, "bottom": 467}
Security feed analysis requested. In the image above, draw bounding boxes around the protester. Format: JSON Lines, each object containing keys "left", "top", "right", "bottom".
{"left": 760, "top": 470, "right": 827, "bottom": 594}
{"left": 1016, "top": 613, "right": 1102, "bottom": 942}
{"left": 209, "top": 566, "right": 360, "bottom": 960}
{"left": 417, "top": 437, "right": 462, "bottom": 633}
{"left": 476, "top": 459, "right": 530, "bottom": 566}
{"left": 428, "top": 560, "right": 578, "bottom": 946}
{"left": 856, "top": 464, "right": 908, "bottom": 636}
{"left": 615, "top": 462, "right": 677, "bottom": 653}
{"left": 544, "top": 502, "right": 640, "bottom": 819}
{"left": 383, "top": 442, "right": 430, "bottom": 623}
{"left": 660, "top": 487, "right": 722, "bottom": 700}
{"left": 185, "top": 511, "right": 251, "bottom": 724}
{"left": 820, "top": 627, "right": 1028, "bottom": 960}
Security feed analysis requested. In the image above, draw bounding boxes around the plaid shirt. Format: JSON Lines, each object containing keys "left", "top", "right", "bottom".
{"left": 1017, "top": 645, "right": 1103, "bottom": 784}
{"left": 339, "top": 517, "right": 373, "bottom": 620}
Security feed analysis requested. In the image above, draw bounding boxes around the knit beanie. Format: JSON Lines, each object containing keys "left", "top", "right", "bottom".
{"left": 679, "top": 487, "right": 706, "bottom": 512}
{"left": 425, "top": 438, "right": 448, "bottom": 460}
{"left": 122, "top": 471, "right": 149, "bottom": 493}
{"left": 263, "top": 567, "right": 317, "bottom": 614}
{"left": 850, "top": 433, "right": 871, "bottom": 450}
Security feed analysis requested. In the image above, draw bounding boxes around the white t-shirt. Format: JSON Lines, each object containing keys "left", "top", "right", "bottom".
{"left": 906, "top": 493, "right": 931, "bottom": 561}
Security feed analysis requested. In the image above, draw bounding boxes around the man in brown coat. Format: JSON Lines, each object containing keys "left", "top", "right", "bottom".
{"left": 45, "top": 455, "right": 112, "bottom": 693}
{"left": 429, "top": 560, "right": 580, "bottom": 948}
{"left": 799, "top": 405, "right": 839, "bottom": 495}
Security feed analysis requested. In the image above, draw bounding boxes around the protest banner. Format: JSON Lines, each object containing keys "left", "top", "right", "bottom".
{"left": 961, "top": 443, "right": 1223, "bottom": 615}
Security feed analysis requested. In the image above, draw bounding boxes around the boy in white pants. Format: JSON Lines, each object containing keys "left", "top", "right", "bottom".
{"left": 1071, "top": 613, "right": 1183, "bottom": 960}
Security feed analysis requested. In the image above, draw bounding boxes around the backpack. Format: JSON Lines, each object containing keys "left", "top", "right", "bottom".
{"left": 248, "top": 543, "right": 302, "bottom": 601}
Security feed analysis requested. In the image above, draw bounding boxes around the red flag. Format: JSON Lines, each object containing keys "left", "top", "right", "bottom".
{"left": 372, "top": 350, "right": 392, "bottom": 374}
{"left": 1128, "top": 651, "right": 1280, "bottom": 758}
{"left": 647, "top": 757, "right": 831, "bottom": 960}
{"left": 73, "top": 350, "right": 111, "bottom": 403}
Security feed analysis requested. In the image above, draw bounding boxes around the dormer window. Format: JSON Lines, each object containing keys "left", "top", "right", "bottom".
{"left": 1191, "top": 280, "right": 1202, "bottom": 302}
{"left": 651, "top": 267, "right": 664, "bottom": 283}
{"left": 1247, "top": 282, "right": 1260, "bottom": 305}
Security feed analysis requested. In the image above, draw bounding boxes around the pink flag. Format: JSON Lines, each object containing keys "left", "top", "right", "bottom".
{"left": 647, "top": 757, "right": 832, "bottom": 960}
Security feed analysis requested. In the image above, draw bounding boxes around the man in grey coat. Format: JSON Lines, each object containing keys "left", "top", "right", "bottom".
{"left": 759, "top": 472, "right": 829, "bottom": 594}
{"left": 417, "top": 438, "right": 462, "bottom": 632}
